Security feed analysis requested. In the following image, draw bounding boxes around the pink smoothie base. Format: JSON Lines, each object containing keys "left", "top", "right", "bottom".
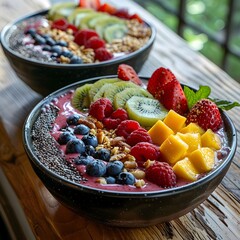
{"left": 47, "top": 90, "right": 228, "bottom": 193}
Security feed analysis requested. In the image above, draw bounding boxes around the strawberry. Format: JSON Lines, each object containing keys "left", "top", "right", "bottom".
{"left": 79, "top": 0, "right": 101, "bottom": 10}
{"left": 51, "top": 19, "right": 69, "bottom": 31}
{"left": 117, "top": 64, "right": 142, "bottom": 86}
{"left": 98, "top": 3, "right": 117, "bottom": 14}
{"left": 94, "top": 47, "right": 113, "bottom": 61}
{"left": 129, "top": 13, "right": 143, "bottom": 23}
{"left": 186, "top": 99, "right": 223, "bottom": 132}
{"left": 147, "top": 67, "right": 188, "bottom": 115}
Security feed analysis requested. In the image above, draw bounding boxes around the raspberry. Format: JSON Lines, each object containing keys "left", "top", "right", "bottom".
{"left": 74, "top": 29, "right": 99, "bottom": 46}
{"left": 51, "top": 18, "right": 69, "bottom": 31}
{"left": 130, "top": 142, "right": 160, "bottom": 167}
{"left": 94, "top": 47, "right": 113, "bottom": 61}
{"left": 89, "top": 98, "right": 113, "bottom": 121}
{"left": 85, "top": 36, "right": 106, "bottom": 49}
{"left": 126, "top": 128, "right": 152, "bottom": 146}
{"left": 67, "top": 23, "right": 78, "bottom": 35}
{"left": 102, "top": 108, "right": 129, "bottom": 130}
{"left": 115, "top": 120, "right": 140, "bottom": 139}
{"left": 145, "top": 162, "right": 176, "bottom": 188}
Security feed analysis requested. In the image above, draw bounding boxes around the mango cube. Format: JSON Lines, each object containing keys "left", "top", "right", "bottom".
{"left": 163, "top": 110, "right": 186, "bottom": 133}
{"left": 177, "top": 132, "right": 201, "bottom": 155}
{"left": 160, "top": 134, "right": 188, "bottom": 165}
{"left": 189, "top": 147, "right": 215, "bottom": 173}
{"left": 201, "top": 129, "right": 221, "bottom": 150}
{"left": 148, "top": 120, "right": 174, "bottom": 146}
{"left": 180, "top": 122, "right": 205, "bottom": 135}
{"left": 173, "top": 157, "right": 199, "bottom": 181}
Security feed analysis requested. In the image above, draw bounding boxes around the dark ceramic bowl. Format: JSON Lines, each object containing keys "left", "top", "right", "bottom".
{"left": 0, "top": 10, "right": 156, "bottom": 96}
{"left": 23, "top": 76, "right": 237, "bottom": 227}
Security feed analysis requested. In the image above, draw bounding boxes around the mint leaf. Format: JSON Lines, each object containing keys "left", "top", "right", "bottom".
{"left": 211, "top": 99, "right": 240, "bottom": 110}
{"left": 184, "top": 85, "right": 211, "bottom": 109}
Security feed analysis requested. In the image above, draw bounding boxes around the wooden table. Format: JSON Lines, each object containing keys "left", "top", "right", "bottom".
{"left": 0, "top": 0, "right": 239, "bottom": 239}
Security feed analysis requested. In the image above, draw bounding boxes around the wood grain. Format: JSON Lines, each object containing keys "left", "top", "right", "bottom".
{"left": 0, "top": 0, "right": 239, "bottom": 239}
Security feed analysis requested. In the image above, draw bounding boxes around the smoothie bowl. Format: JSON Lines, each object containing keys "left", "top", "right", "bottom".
{"left": 23, "top": 65, "right": 237, "bottom": 227}
{"left": 0, "top": 1, "right": 155, "bottom": 95}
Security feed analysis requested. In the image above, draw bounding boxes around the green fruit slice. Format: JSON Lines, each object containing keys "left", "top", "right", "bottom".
{"left": 71, "top": 84, "right": 93, "bottom": 111}
{"left": 88, "top": 78, "right": 120, "bottom": 101}
{"left": 78, "top": 12, "right": 105, "bottom": 29}
{"left": 48, "top": 2, "right": 77, "bottom": 21}
{"left": 103, "top": 81, "right": 138, "bottom": 102}
{"left": 93, "top": 83, "right": 113, "bottom": 102}
{"left": 113, "top": 87, "right": 153, "bottom": 110}
{"left": 67, "top": 8, "right": 94, "bottom": 25}
{"left": 126, "top": 96, "right": 168, "bottom": 127}
{"left": 88, "top": 14, "right": 110, "bottom": 29}
{"left": 104, "top": 24, "right": 128, "bottom": 43}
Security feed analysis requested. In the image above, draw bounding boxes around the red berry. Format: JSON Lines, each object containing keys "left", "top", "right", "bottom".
{"left": 145, "top": 162, "right": 177, "bottom": 188}
{"left": 126, "top": 128, "right": 152, "bottom": 146}
{"left": 130, "top": 142, "right": 160, "bottom": 167}
{"left": 129, "top": 13, "right": 143, "bottom": 23}
{"left": 94, "top": 47, "right": 113, "bottom": 61}
{"left": 67, "top": 23, "right": 78, "bottom": 34}
{"left": 89, "top": 98, "right": 113, "bottom": 121}
{"left": 85, "top": 36, "right": 106, "bottom": 49}
{"left": 74, "top": 29, "right": 99, "bottom": 46}
{"left": 98, "top": 3, "right": 117, "bottom": 15}
{"left": 79, "top": 0, "right": 101, "bottom": 10}
{"left": 51, "top": 19, "right": 69, "bottom": 31}
{"left": 114, "top": 8, "right": 131, "bottom": 19}
{"left": 117, "top": 64, "right": 142, "bottom": 86}
{"left": 115, "top": 120, "right": 140, "bottom": 139}
{"left": 186, "top": 99, "right": 223, "bottom": 131}
{"left": 102, "top": 108, "right": 129, "bottom": 130}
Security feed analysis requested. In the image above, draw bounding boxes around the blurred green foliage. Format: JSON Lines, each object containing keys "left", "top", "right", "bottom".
{"left": 133, "top": 0, "right": 240, "bottom": 82}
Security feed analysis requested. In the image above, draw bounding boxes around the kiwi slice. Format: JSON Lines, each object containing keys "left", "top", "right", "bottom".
{"left": 48, "top": 2, "right": 77, "bottom": 21}
{"left": 93, "top": 83, "right": 113, "bottom": 102}
{"left": 78, "top": 12, "right": 105, "bottom": 29}
{"left": 104, "top": 24, "right": 128, "bottom": 43}
{"left": 67, "top": 8, "right": 94, "bottom": 25}
{"left": 113, "top": 87, "right": 153, "bottom": 110}
{"left": 125, "top": 96, "right": 168, "bottom": 127}
{"left": 103, "top": 81, "right": 138, "bottom": 102}
{"left": 88, "top": 78, "right": 120, "bottom": 101}
{"left": 88, "top": 14, "right": 110, "bottom": 29}
{"left": 71, "top": 84, "right": 93, "bottom": 111}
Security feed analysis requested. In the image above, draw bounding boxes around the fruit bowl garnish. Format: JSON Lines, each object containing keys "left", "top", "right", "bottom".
{"left": 28, "top": 64, "right": 239, "bottom": 192}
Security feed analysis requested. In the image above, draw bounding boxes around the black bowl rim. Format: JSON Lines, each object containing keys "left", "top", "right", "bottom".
{"left": 0, "top": 9, "right": 156, "bottom": 68}
{"left": 22, "top": 75, "right": 238, "bottom": 198}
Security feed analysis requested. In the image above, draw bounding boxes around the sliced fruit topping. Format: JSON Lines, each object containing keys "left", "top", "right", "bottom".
{"left": 115, "top": 120, "right": 141, "bottom": 139}
{"left": 89, "top": 98, "right": 113, "bottom": 121}
{"left": 104, "top": 24, "right": 128, "bottom": 43}
{"left": 145, "top": 161, "right": 177, "bottom": 188}
{"left": 113, "top": 87, "right": 153, "bottom": 110}
{"left": 103, "top": 81, "right": 138, "bottom": 102}
{"left": 71, "top": 83, "right": 92, "bottom": 111}
{"left": 126, "top": 128, "right": 152, "bottom": 146}
{"left": 125, "top": 96, "right": 168, "bottom": 127}
{"left": 117, "top": 64, "right": 142, "bottom": 86}
{"left": 51, "top": 18, "right": 69, "bottom": 31}
{"left": 79, "top": 0, "right": 101, "bottom": 10}
{"left": 94, "top": 47, "right": 113, "bottom": 61}
{"left": 147, "top": 67, "right": 188, "bottom": 115}
{"left": 98, "top": 3, "right": 117, "bottom": 15}
{"left": 85, "top": 36, "right": 105, "bottom": 49}
{"left": 74, "top": 29, "right": 99, "bottom": 46}
{"left": 130, "top": 142, "right": 160, "bottom": 167}
{"left": 67, "top": 8, "right": 94, "bottom": 25}
{"left": 186, "top": 99, "right": 223, "bottom": 132}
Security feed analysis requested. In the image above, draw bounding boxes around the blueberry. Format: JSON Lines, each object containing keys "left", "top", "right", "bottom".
{"left": 66, "top": 114, "right": 81, "bottom": 125}
{"left": 56, "top": 40, "right": 68, "bottom": 47}
{"left": 70, "top": 55, "right": 82, "bottom": 64}
{"left": 61, "top": 49, "right": 73, "bottom": 58}
{"left": 86, "top": 160, "right": 106, "bottom": 177}
{"left": 51, "top": 45, "right": 62, "bottom": 56}
{"left": 46, "top": 37, "right": 56, "bottom": 46}
{"left": 25, "top": 28, "right": 36, "bottom": 37}
{"left": 84, "top": 145, "right": 96, "bottom": 156}
{"left": 74, "top": 124, "right": 90, "bottom": 135}
{"left": 58, "top": 131, "right": 74, "bottom": 145}
{"left": 66, "top": 139, "right": 86, "bottom": 154}
{"left": 42, "top": 45, "right": 52, "bottom": 51}
{"left": 34, "top": 34, "right": 46, "bottom": 45}
{"left": 106, "top": 161, "right": 124, "bottom": 176}
{"left": 105, "top": 176, "right": 116, "bottom": 184}
{"left": 81, "top": 134, "right": 98, "bottom": 147}
{"left": 74, "top": 155, "right": 94, "bottom": 165}
{"left": 94, "top": 148, "right": 111, "bottom": 162}
{"left": 116, "top": 172, "right": 135, "bottom": 185}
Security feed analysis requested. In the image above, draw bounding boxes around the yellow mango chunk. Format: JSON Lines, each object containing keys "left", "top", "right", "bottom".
{"left": 163, "top": 110, "right": 186, "bottom": 133}
{"left": 173, "top": 157, "right": 199, "bottom": 181}
{"left": 201, "top": 129, "right": 221, "bottom": 150}
{"left": 189, "top": 147, "right": 215, "bottom": 173}
{"left": 148, "top": 120, "right": 174, "bottom": 146}
{"left": 180, "top": 122, "right": 205, "bottom": 135}
{"left": 160, "top": 134, "right": 188, "bottom": 165}
{"left": 177, "top": 132, "right": 201, "bottom": 155}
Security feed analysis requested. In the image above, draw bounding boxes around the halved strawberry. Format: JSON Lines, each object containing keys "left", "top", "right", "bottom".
{"left": 129, "top": 13, "right": 143, "bottom": 23}
{"left": 98, "top": 3, "right": 117, "bottom": 14}
{"left": 79, "top": 0, "right": 101, "bottom": 10}
{"left": 117, "top": 64, "right": 142, "bottom": 86}
{"left": 186, "top": 99, "right": 223, "bottom": 131}
{"left": 147, "top": 67, "right": 188, "bottom": 115}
